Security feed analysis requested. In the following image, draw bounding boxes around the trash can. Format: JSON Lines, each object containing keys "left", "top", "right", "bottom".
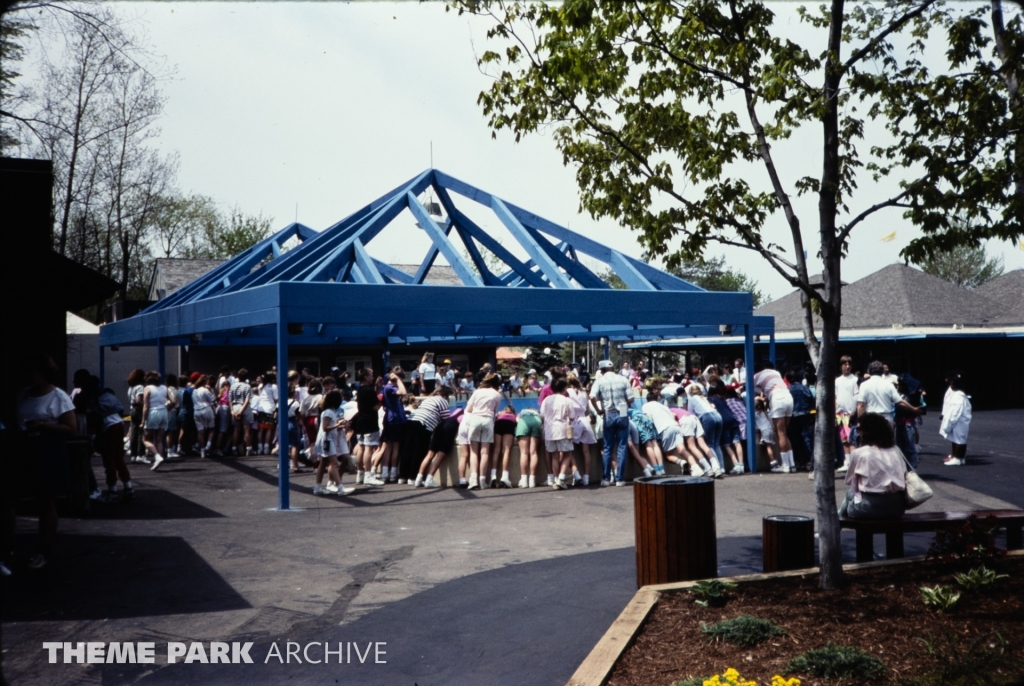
{"left": 762, "top": 515, "right": 815, "bottom": 572}
{"left": 633, "top": 476, "right": 717, "bottom": 587}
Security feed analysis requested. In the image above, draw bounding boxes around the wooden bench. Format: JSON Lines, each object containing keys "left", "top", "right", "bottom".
{"left": 840, "top": 509, "right": 1024, "bottom": 563}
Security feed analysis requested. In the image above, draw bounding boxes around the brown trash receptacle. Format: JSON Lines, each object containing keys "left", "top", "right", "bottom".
{"left": 762, "top": 515, "right": 815, "bottom": 572}
{"left": 633, "top": 476, "right": 717, "bottom": 587}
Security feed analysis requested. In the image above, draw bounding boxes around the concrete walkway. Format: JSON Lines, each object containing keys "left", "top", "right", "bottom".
{"left": 2, "top": 410, "right": 1021, "bottom": 685}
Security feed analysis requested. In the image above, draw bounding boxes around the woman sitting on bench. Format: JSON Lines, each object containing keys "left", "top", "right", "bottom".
{"left": 839, "top": 413, "right": 907, "bottom": 520}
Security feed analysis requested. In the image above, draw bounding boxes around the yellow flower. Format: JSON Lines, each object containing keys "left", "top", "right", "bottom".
{"left": 771, "top": 677, "right": 801, "bottom": 686}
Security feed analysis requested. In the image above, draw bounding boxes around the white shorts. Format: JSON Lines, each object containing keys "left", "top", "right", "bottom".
{"left": 678, "top": 415, "right": 704, "bottom": 438}
{"left": 572, "top": 417, "right": 597, "bottom": 445}
{"left": 194, "top": 406, "right": 215, "bottom": 431}
{"left": 659, "top": 425, "right": 684, "bottom": 453}
{"left": 146, "top": 407, "right": 168, "bottom": 431}
{"left": 356, "top": 431, "right": 380, "bottom": 447}
{"left": 456, "top": 420, "right": 471, "bottom": 446}
{"left": 545, "top": 438, "right": 573, "bottom": 453}
{"left": 464, "top": 414, "right": 495, "bottom": 444}
{"left": 769, "top": 389, "right": 794, "bottom": 419}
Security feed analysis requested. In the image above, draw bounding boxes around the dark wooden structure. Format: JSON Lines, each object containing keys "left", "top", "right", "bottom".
{"left": 633, "top": 476, "right": 717, "bottom": 587}
{"left": 840, "top": 509, "right": 1024, "bottom": 563}
{"left": 762, "top": 514, "right": 815, "bottom": 572}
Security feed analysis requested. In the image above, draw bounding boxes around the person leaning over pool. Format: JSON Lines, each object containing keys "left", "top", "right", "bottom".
{"left": 838, "top": 413, "right": 908, "bottom": 520}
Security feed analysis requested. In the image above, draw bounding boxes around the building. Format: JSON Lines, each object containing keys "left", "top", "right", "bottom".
{"left": 628, "top": 264, "right": 1024, "bottom": 408}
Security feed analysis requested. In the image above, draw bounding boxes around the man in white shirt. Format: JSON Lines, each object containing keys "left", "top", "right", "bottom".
{"left": 857, "top": 360, "right": 920, "bottom": 423}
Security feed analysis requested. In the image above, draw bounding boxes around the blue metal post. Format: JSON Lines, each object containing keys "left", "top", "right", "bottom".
{"left": 603, "top": 341, "right": 610, "bottom": 360}
{"left": 769, "top": 331, "right": 776, "bottom": 367}
{"left": 277, "top": 319, "right": 290, "bottom": 510}
{"left": 744, "top": 324, "right": 757, "bottom": 473}
{"left": 383, "top": 349, "right": 390, "bottom": 374}
{"left": 98, "top": 345, "right": 105, "bottom": 389}
{"left": 157, "top": 339, "right": 166, "bottom": 379}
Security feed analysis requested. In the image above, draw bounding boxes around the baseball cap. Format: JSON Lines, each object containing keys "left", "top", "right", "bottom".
{"left": 443, "top": 359, "right": 451, "bottom": 364}
{"left": 598, "top": 360, "right": 614, "bottom": 370}
{"left": 189, "top": 372, "right": 201, "bottom": 382}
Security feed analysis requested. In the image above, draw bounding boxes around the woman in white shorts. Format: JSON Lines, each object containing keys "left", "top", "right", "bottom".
{"left": 754, "top": 363, "right": 796, "bottom": 471}
{"left": 192, "top": 375, "right": 217, "bottom": 457}
{"left": 141, "top": 371, "right": 169, "bottom": 470}
{"left": 676, "top": 409, "right": 717, "bottom": 476}
{"left": 567, "top": 376, "right": 595, "bottom": 486}
{"left": 541, "top": 378, "right": 574, "bottom": 489}
{"left": 642, "top": 394, "right": 705, "bottom": 476}
{"left": 464, "top": 374, "right": 502, "bottom": 490}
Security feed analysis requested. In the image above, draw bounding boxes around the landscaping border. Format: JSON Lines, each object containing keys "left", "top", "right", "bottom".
{"left": 564, "top": 550, "right": 1024, "bottom": 686}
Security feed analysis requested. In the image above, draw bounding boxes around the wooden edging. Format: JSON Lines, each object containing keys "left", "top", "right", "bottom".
{"left": 566, "top": 550, "right": 1024, "bottom": 686}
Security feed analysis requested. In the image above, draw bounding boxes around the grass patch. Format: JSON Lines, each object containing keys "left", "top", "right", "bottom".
{"left": 671, "top": 677, "right": 710, "bottom": 686}
{"left": 700, "top": 615, "right": 787, "bottom": 648}
{"left": 786, "top": 643, "right": 886, "bottom": 680}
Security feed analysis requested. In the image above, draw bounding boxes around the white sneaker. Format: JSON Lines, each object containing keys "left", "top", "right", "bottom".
{"left": 582, "top": 475, "right": 589, "bottom": 486}
{"left": 338, "top": 485, "right": 355, "bottom": 496}
{"left": 771, "top": 465, "right": 792, "bottom": 473}
{"left": 528, "top": 476, "right": 536, "bottom": 488}
{"left": 517, "top": 475, "right": 528, "bottom": 488}
{"left": 690, "top": 465, "right": 705, "bottom": 477}
{"left": 944, "top": 457, "right": 965, "bottom": 466}
{"left": 479, "top": 478, "right": 489, "bottom": 490}
{"left": 364, "top": 475, "right": 385, "bottom": 486}
{"left": 546, "top": 475, "right": 554, "bottom": 486}
{"left": 356, "top": 471, "right": 365, "bottom": 484}
{"left": 150, "top": 456, "right": 165, "bottom": 471}
{"left": 615, "top": 480, "right": 628, "bottom": 486}
{"left": 836, "top": 463, "right": 849, "bottom": 473}
{"left": 468, "top": 476, "right": 479, "bottom": 490}
{"left": 423, "top": 476, "right": 439, "bottom": 488}
{"left": 643, "top": 466, "right": 654, "bottom": 477}
{"left": 553, "top": 477, "right": 567, "bottom": 490}
{"left": 324, "top": 483, "right": 340, "bottom": 494}
{"left": 600, "top": 479, "right": 611, "bottom": 487}
{"left": 413, "top": 475, "right": 424, "bottom": 488}
{"left": 500, "top": 477, "right": 513, "bottom": 488}
{"left": 730, "top": 464, "right": 745, "bottom": 475}
{"left": 138, "top": 456, "right": 152, "bottom": 465}
{"left": 397, "top": 478, "right": 407, "bottom": 485}
{"left": 312, "top": 484, "right": 324, "bottom": 495}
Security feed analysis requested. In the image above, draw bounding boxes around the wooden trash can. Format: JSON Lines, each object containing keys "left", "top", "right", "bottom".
{"left": 762, "top": 515, "right": 815, "bottom": 572}
{"left": 633, "top": 476, "right": 717, "bottom": 587}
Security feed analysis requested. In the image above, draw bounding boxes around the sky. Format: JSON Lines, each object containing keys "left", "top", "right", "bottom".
{"left": 19, "top": 1, "right": 1024, "bottom": 300}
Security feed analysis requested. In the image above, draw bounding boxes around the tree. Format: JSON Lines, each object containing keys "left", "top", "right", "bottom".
{"left": 453, "top": 0, "right": 1024, "bottom": 588}
{"left": 185, "top": 206, "right": 273, "bottom": 259}
{"left": 670, "top": 257, "right": 765, "bottom": 308}
{"left": 917, "top": 244, "right": 1004, "bottom": 289}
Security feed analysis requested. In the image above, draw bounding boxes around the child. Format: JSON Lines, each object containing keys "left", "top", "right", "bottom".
{"left": 754, "top": 396, "right": 780, "bottom": 471}
{"left": 313, "top": 390, "right": 353, "bottom": 495}
{"left": 939, "top": 371, "right": 972, "bottom": 467}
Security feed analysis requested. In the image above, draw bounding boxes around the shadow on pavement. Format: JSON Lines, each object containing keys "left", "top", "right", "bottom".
{"left": 1, "top": 534, "right": 251, "bottom": 622}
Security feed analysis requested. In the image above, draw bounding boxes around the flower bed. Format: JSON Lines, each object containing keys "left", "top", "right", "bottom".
{"left": 606, "top": 554, "right": 1024, "bottom": 686}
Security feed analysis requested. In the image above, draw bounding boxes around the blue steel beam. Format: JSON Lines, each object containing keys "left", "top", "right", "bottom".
{"left": 352, "top": 239, "right": 386, "bottom": 285}
{"left": 373, "top": 260, "right": 414, "bottom": 284}
{"left": 412, "top": 217, "right": 453, "bottom": 285}
{"left": 609, "top": 251, "right": 656, "bottom": 291}
{"left": 491, "top": 197, "right": 572, "bottom": 289}
{"left": 520, "top": 223, "right": 608, "bottom": 289}
{"left": 405, "top": 191, "right": 483, "bottom": 287}
{"left": 433, "top": 185, "right": 547, "bottom": 288}
{"left": 453, "top": 226, "right": 504, "bottom": 286}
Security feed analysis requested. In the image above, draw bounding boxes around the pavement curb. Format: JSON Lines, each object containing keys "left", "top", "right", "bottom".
{"left": 565, "top": 549, "right": 1024, "bottom": 686}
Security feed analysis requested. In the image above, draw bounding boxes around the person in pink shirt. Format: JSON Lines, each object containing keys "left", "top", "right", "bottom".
{"left": 492, "top": 405, "right": 518, "bottom": 488}
{"left": 838, "top": 413, "right": 907, "bottom": 519}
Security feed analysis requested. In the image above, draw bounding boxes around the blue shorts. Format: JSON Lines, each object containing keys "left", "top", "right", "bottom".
{"left": 720, "top": 425, "right": 741, "bottom": 445}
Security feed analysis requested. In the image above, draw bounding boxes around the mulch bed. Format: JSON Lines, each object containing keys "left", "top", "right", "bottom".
{"left": 608, "top": 555, "right": 1024, "bottom": 686}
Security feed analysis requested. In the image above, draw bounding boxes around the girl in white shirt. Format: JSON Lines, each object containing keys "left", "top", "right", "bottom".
{"left": 418, "top": 352, "right": 437, "bottom": 394}
{"left": 541, "top": 378, "right": 574, "bottom": 490}
{"left": 939, "top": 371, "right": 972, "bottom": 467}
{"left": 313, "top": 390, "right": 352, "bottom": 495}
{"left": 192, "top": 375, "right": 217, "bottom": 457}
{"left": 256, "top": 372, "right": 279, "bottom": 456}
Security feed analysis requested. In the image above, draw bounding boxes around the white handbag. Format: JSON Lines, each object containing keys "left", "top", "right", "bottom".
{"left": 899, "top": 448, "right": 933, "bottom": 509}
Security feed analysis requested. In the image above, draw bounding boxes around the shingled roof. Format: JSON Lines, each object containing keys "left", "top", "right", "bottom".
{"left": 974, "top": 269, "right": 1024, "bottom": 326}
{"left": 755, "top": 263, "right": 1015, "bottom": 332}
{"left": 148, "top": 258, "right": 227, "bottom": 301}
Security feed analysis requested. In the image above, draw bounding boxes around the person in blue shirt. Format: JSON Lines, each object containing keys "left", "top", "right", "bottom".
{"left": 786, "top": 370, "right": 815, "bottom": 471}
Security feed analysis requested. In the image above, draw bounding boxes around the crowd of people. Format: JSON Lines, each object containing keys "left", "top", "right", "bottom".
{"left": 1, "top": 346, "right": 979, "bottom": 572}
{"left": 103, "top": 350, "right": 973, "bottom": 497}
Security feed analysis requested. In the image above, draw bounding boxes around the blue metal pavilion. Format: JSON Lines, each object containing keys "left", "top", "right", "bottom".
{"left": 100, "top": 169, "right": 774, "bottom": 508}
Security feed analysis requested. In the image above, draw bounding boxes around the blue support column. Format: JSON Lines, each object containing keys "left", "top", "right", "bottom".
{"left": 603, "top": 341, "right": 610, "bottom": 360}
{"left": 769, "top": 331, "right": 776, "bottom": 367}
{"left": 277, "top": 319, "right": 290, "bottom": 510}
{"left": 744, "top": 324, "right": 757, "bottom": 474}
{"left": 157, "top": 339, "right": 166, "bottom": 379}
{"left": 382, "top": 349, "right": 390, "bottom": 374}
{"left": 98, "top": 346, "right": 105, "bottom": 389}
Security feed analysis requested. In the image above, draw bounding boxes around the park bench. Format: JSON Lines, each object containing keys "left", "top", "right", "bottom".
{"left": 840, "top": 509, "right": 1024, "bottom": 563}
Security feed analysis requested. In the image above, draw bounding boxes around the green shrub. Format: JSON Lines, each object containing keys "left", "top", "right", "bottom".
{"left": 927, "top": 515, "right": 1007, "bottom": 565}
{"left": 700, "top": 614, "right": 787, "bottom": 648}
{"left": 919, "top": 585, "right": 961, "bottom": 612}
{"left": 786, "top": 643, "right": 887, "bottom": 680}
{"left": 954, "top": 565, "right": 1009, "bottom": 592}
{"left": 671, "top": 677, "right": 709, "bottom": 686}
{"left": 898, "top": 632, "right": 1024, "bottom": 686}
{"left": 690, "top": 579, "right": 737, "bottom": 607}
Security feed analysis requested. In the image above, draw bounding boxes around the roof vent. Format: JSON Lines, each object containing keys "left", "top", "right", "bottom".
{"left": 952, "top": 324, "right": 964, "bottom": 330}
{"left": 892, "top": 323, "right": 903, "bottom": 329}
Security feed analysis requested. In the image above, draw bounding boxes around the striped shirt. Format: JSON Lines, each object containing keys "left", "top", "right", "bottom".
{"left": 410, "top": 396, "right": 450, "bottom": 432}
